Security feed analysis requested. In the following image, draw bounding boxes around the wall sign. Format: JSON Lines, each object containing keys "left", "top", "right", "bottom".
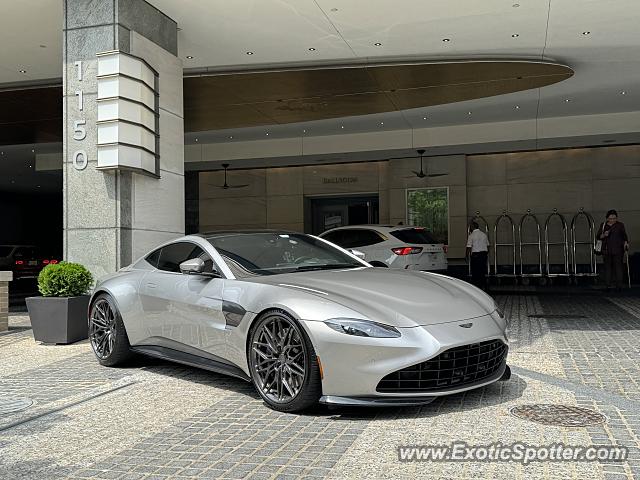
{"left": 322, "top": 177, "right": 358, "bottom": 184}
{"left": 72, "top": 61, "right": 88, "bottom": 171}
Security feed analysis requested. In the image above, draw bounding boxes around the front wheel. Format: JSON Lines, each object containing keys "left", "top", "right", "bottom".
{"left": 89, "top": 293, "right": 132, "bottom": 367}
{"left": 248, "top": 310, "right": 322, "bottom": 412}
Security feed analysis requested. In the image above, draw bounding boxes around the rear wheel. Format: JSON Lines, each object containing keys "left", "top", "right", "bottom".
{"left": 248, "top": 310, "right": 321, "bottom": 412}
{"left": 89, "top": 293, "right": 132, "bottom": 367}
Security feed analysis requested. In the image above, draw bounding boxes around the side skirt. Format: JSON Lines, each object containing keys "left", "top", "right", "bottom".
{"left": 131, "top": 345, "right": 251, "bottom": 382}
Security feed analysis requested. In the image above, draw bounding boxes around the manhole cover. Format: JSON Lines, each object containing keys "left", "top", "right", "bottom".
{"left": 528, "top": 314, "right": 587, "bottom": 319}
{"left": 510, "top": 404, "right": 606, "bottom": 427}
{"left": 0, "top": 397, "right": 33, "bottom": 414}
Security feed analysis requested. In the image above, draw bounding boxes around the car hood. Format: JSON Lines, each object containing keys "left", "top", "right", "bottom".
{"left": 251, "top": 267, "right": 496, "bottom": 327}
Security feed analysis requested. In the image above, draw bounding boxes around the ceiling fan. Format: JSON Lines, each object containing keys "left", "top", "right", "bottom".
{"left": 390, "top": 149, "right": 448, "bottom": 178}
{"left": 215, "top": 163, "right": 249, "bottom": 190}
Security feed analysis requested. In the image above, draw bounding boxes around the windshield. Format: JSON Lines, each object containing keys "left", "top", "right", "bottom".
{"left": 206, "top": 233, "right": 364, "bottom": 276}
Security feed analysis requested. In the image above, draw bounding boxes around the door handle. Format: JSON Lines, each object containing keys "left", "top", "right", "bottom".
{"left": 146, "top": 283, "right": 158, "bottom": 289}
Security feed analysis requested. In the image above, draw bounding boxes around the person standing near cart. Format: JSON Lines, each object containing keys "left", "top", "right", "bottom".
{"left": 597, "top": 209, "right": 629, "bottom": 291}
{"left": 467, "top": 222, "right": 490, "bottom": 290}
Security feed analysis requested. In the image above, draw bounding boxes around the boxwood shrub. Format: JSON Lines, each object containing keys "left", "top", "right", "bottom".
{"left": 38, "top": 262, "right": 93, "bottom": 297}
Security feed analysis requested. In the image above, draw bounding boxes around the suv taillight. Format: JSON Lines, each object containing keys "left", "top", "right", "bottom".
{"left": 391, "top": 247, "right": 423, "bottom": 256}
{"left": 15, "top": 260, "right": 24, "bottom": 265}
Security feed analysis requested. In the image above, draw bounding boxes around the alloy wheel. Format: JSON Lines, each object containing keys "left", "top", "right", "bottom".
{"left": 89, "top": 299, "right": 116, "bottom": 359}
{"left": 250, "top": 315, "right": 307, "bottom": 403}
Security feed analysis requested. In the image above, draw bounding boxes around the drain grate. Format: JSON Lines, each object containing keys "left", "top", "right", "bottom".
{"left": 0, "top": 397, "right": 33, "bottom": 415}
{"left": 510, "top": 404, "right": 606, "bottom": 427}
{"left": 528, "top": 314, "right": 587, "bottom": 319}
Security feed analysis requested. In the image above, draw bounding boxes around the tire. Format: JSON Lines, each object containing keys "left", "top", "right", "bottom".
{"left": 248, "top": 309, "right": 322, "bottom": 412}
{"left": 88, "top": 293, "right": 133, "bottom": 367}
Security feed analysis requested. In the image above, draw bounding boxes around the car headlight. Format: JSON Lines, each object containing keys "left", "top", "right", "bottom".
{"left": 324, "top": 318, "right": 401, "bottom": 338}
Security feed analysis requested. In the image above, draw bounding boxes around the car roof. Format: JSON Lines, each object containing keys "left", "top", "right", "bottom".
{"left": 321, "top": 225, "right": 424, "bottom": 233}
{"left": 199, "top": 229, "right": 299, "bottom": 239}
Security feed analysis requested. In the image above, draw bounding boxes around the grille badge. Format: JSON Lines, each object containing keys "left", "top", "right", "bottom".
{"left": 459, "top": 322, "right": 473, "bottom": 328}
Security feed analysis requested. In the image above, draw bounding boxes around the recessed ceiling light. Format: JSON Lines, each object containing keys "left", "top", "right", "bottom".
{"left": 374, "top": 42, "right": 382, "bottom": 46}
{"left": 330, "top": 8, "right": 338, "bottom": 12}
{"left": 512, "top": 34, "right": 520, "bottom": 38}
{"left": 380, "top": 122, "right": 384, "bottom": 126}
{"left": 19, "top": 69, "right": 26, "bottom": 73}
{"left": 36, "top": 185, "right": 41, "bottom": 188}
{"left": 582, "top": 31, "right": 591, "bottom": 35}
{"left": 246, "top": 51, "right": 254, "bottom": 55}
{"left": 515, "top": 105, "right": 520, "bottom": 109}
{"left": 195, "top": 138, "right": 199, "bottom": 142}
{"left": 513, "top": 3, "right": 520, "bottom": 7}
{"left": 340, "top": 125, "right": 345, "bottom": 129}
{"left": 620, "top": 91, "right": 627, "bottom": 95}
{"left": 31, "top": 149, "right": 35, "bottom": 153}
{"left": 186, "top": 55, "right": 194, "bottom": 59}
{"left": 303, "top": 129, "right": 307, "bottom": 133}
{"left": 229, "top": 136, "right": 233, "bottom": 139}
{"left": 442, "top": 38, "right": 451, "bottom": 42}
{"left": 468, "top": 111, "right": 472, "bottom": 115}
{"left": 423, "top": 116, "right": 428, "bottom": 120}
{"left": 308, "top": 47, "right": 316, "bottom": 51}
{"left": 565, "top": 99, "right": 571, "bottom": 102}
{"left": 266, "top": 132, "right": 270, "bottom": 136}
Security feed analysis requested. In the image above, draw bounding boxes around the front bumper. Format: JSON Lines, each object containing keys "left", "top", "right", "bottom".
{"left": 302, "top": 313, "right": 507, "bottom": 401}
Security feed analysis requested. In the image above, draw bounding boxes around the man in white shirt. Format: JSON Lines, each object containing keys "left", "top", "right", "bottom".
{"left": 466, "top": 222, "right": 490, "bottom": 290}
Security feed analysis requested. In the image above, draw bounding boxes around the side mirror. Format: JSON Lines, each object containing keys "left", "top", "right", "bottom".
{"left": 180, "top": 257, "right": 205, "bottom": 274}
{"left": 350, "top": 249, "right": 366, "bottom": 260}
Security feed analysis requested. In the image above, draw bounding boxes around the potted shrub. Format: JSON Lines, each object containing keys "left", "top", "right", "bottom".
{"left": 26, "top": 262, "right": 93, "bottom": 344}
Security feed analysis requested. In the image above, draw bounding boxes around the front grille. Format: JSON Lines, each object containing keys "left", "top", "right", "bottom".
{"left": 376, "top": 339, "right": 508, "bottom": 393}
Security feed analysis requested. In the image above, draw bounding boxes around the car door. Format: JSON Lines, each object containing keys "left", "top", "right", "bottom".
{"left": 139, "top": 241, "right": 227, "bottom": 356}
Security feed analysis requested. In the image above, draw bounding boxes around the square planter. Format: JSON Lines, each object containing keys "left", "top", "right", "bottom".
{"left": 26, "top": 296, "right": 90, "bottom": 344}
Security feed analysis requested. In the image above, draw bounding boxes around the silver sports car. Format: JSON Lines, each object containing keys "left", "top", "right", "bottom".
{"left": 89, "top": 231, "right": 510, "bottom": 412}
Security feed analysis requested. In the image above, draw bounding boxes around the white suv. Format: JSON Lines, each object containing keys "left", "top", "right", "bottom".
{"left": 320, "top": 225, "right": 448, "bottom": 272}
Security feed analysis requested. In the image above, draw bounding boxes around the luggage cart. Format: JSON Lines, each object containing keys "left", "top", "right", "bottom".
{"left": 626, "top": 250, "right": 632, "bottom": 289}
{"left": 493, "top": 211, "right": 517, "bottom": 280}
{"left": 544, "top": 209, "right": 570, "bottom": 282}
{"left": 570, "top": 208, "right": 597, "bottom": 282}
{"left": 467, "top": 211, "right": 491, "bottom": 277}
{"left": 518, "top": 210, "right": 543, "bottom": 284}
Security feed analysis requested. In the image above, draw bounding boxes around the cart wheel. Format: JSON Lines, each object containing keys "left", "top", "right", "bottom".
{"left": 522, "top": 277, "right": 530, "bottom": 286}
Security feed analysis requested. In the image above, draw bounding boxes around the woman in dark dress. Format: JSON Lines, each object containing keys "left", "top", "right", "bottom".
{"left": 597, "top": 209, "right": 629, "bottom": 290}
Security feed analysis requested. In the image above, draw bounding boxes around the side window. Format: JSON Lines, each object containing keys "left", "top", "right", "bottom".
{"left": 322, "top": 230, "right": 346, "bottom": 247}
{"left": 156, "top": 242, "right": 214, "bottom": 273}
{"left": 341, "top": 229, "right": 384, "bottom": 248}
{"left": 145, "top": 248, "right": 162, "bottom": 268}
{"left": 338, "top": 230, "right": 360, "bottom": 248}
{"left": 357, "top": 230, "right": 386, "bottom": 247}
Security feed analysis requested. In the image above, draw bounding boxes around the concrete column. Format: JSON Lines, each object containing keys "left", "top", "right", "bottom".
{"left": 0, "top": 271, "right": 12, "bottom": 332}
{"left": 63, "top": 0, "right": 184, "bottom": 278}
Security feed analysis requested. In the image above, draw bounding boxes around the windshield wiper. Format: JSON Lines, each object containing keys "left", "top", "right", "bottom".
{"left": 294, "top": 263, "right": 360, "bottom": 272}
